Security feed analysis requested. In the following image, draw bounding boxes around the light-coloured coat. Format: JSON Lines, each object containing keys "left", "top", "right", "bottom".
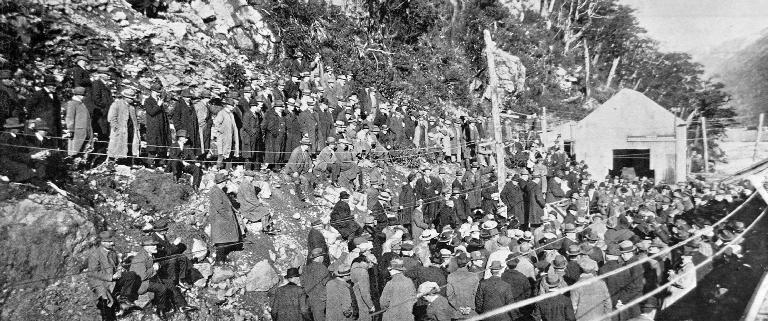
{"left": 380, "top": 272, "right": 416, "bottom": 321}
{"left": 107, "top": 99, "right": 140, "bottom": 158}
{"left": 86, "top": 246, "right": 117, "bottom": 300}
{"left": 65, "top": 99, "right": 92, "bottom": 156}
{"left": 213, "top": 108, "right": 240, "bottom": 157}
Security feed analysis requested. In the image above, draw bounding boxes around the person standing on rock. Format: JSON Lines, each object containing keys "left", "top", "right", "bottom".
{"left": 106, "top": 88, "right": 140, "bottom": 165}
{"left": 284, "top": 99, "right": 302, "bottom": 162}
{"left": 209, "top": 173, "right": 241, "bottom": 264}
{"left": 302, "top": 248, "right": 332, "bottom": 321}
{"left": 143, "top": 83, "right": 171, "bottom": 168}
{"left": 262, "top": 99, "right": 287, "bottom": 170}
{"left": 213, "top": 98, "right": 240, "bottom": 170}
{"left": 270, "top": 267, "right": 311, "bottom": 321}
{"left": 87, "top": 230, "right": 140, "bottom": 320}
{"left": 298, "top": 98, "right": 319, "bottom": 154}
{"left": 83, "top": 67, "right": 114, "bottom": 163}
{"left": 326, "top": 264, "right": 357, "bottom": 321}
{"left": 65, "top": 55, "right": 91, "bottom": 89}
{"left": 64, "top": 86, "right": 92, "bottom": 160}
{"left": 169, "top": 88, "right": 200, "bottom": 156}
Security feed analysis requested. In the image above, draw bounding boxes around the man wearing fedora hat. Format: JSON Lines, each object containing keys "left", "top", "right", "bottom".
{"left": 65, "top": 55, "right": 92, "bottom": 89}
{"left": 142, "top": 83, "right": 171, "bottom": 168}
{"left": 533, "top": 273, "right": 576, "bottom": 321}
{"left": 87, "top": 230, "right": 141, "bottom": 320}
{"left": 212, "top": 98, "right": 240, "bottom": 170}
{"left": 64, "top": 86, "right": 93, "bottom": 159}
{"left": 240, "top": 96, "right": 264, "bottom": 170}
{"left": 170, "top": 88, "right": 201, "bottom": 157}
{"left": 325, "top": 263, "right": 356, "bottom": 321}
{"left": 166, "top": 129, "right": 202, "bottom": 189}
{"left": 105, "top": 87, "right": 140, "bottom": 164}
{"left": 271, "top": 267, "right": 311, "bottom": 321}
{"left": 476, "top": 260, "right": 515, "bottom": 320}
{"left": 380, "top": 258, "right": 417, "bottom": 321}
{"left": 285, "top": 136, "right": 315, "bottom": 202}
{"left": 25, "top": 75, "right": 62, "bottom": 139}
{"left": 262, "top": 98, "right": 287, "bottom": 170}
{"left": 83, "top": 66, "right": 114, "bottom": 141}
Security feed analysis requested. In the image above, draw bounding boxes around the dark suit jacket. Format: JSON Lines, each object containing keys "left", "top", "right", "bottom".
{"left": 26, "top": 88, "right": 62, "bottom": 136}
{"left": 270, "top": 282, "right": 311, "bottom": 321}
{"left": 475, "top": 276, "right": 515, "bottom": 321}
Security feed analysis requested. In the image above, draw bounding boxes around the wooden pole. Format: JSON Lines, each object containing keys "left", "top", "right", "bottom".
{"left": 754, "top": 113, "right": 764, "bottom": 161}
{"left": 484, "top": 29, "right": 505, "bottom": 190}
{"left": 541, "top": 107, "right": 548, "bottom": 147}
{"left": 701, "top": 116, "right": 709, "bottom": 173}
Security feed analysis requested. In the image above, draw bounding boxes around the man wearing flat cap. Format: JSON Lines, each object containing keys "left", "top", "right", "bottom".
{"left": 87, "top": 230, "right": 141, "bottom": 319}
{"left": 64, "top": 86, "right": 93, "bottom": 159}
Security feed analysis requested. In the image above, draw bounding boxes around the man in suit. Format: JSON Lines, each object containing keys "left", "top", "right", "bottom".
{"left": 25, "top": 75, "right": 62, "bottom": 139}
{"left": 64, "top": 86, "right": 92, "bottom": 159}
{"left": 416, "top": 166, "right": 443, "bottom": 225}
{"left": 475, "top": 261, "right": 515, "bottom": 321}
{"left": 271, "top": 267, "right": 311, "bottom": 321}
{"left": 86, "top": 230, "right": 140, "bottom": 320}
{"left": 166, "top": 130, "right": 201, "bottom": 190}
{"left": 284, "top": 136, "right": 315, "bottom": 202}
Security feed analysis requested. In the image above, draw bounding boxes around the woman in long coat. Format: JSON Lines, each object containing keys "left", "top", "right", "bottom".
{"left": 240, "top": 99, "right": 263, "bottom": 169}
{"left": 107, "top": 90, "right": 140, "bottom": 159}
{"left": 213, "top": 102, "right": 240, "bottom": 169}
{"left": 209, "top": 176, "right": 241, "bottom": 262}
{"left": 144, "top": 88, "right": 170, "bottom": 161}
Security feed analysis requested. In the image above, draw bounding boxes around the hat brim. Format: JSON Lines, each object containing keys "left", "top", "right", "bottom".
{"left": 3, "top": 123, "right": 24, "bottom": 129}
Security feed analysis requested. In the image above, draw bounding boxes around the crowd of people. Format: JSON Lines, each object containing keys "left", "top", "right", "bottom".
{"left": 0, "top": 52, "right": 758, "bottom": 321}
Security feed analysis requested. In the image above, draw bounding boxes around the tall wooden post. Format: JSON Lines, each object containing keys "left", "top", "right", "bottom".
{"left": 484, "top": 29, "right": 505, "bottom": 190}
{"left": 541, "top": 107, "right": 548, "bottom": 147}
{"left": 701, "top": 116, "right": 709, "bottom": 173}
{"left": 454, "top": 121, "right": 462, "bottom": 163}
{"left": 754, "top": 113, "right": 764, "bottom": 161}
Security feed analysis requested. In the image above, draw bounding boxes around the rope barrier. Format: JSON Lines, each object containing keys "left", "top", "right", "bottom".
{"left": 1, "top": 177, "right": 529, "bottom": 289}
{"left": 594, "top": 205, "right": 768, "bottom": 321}
{"left": 465, "top": 192, "right": 759, "bottom": 321}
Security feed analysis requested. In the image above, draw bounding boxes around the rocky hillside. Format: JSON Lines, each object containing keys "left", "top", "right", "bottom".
{"left": 708, "top": 29, "right": 768, "bottom": 121}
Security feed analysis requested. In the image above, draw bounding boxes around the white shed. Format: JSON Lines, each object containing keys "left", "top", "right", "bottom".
{"left": 571, "top": 89, "right": 687, "bottom": 183}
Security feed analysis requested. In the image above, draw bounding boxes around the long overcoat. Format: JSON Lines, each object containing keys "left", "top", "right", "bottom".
{"left": 170, "top": 99, "right": 200, "bottom": 154}
{"left": 240, "top": 108, "right": 262, "bottom": 159}
{"left": 525, "top": 180, "right": 546, "bottom": 225}
{"left": 208, "top": 185, "right": 241, "bottom": 244}
{"left": 64, "top": 99, "right": 92, "bottom": 156}
{"left": 262, "top": 109, "right": 286, "bottom": 164}
{"left": 380, "top": 273, "right": 416, "bottom": 321}
{"left": 213, "top": 108, "right": 240, "bottom": 157}
{"left": 270, "top": 282, "right": 311, "bottom": 321}
{"left": 326, "top": 278, "right": 356, "bottom": 321}
{"left": 107, "top": 99, "right": 140, "bottom": 158}
{"left": 144, "top": 96, "right": 170, "bottom": 154}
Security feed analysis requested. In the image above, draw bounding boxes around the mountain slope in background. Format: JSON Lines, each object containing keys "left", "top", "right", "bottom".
{"left": 706, "top": 28, "right": 768, "bottom": 122}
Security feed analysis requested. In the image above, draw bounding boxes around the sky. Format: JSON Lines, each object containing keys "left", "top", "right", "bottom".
{"left": 621, "top": 0, "right": 768, "bottom": 55}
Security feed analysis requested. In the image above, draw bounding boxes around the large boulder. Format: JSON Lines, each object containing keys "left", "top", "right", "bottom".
{"left": 244, "top": 260, "right": 280, "bottom": 292}
{"left": 484, "top": 48, "right": 526, "bottom": 99}
{"left": 0, "top": 194, "right": 95, "bottom": 287}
